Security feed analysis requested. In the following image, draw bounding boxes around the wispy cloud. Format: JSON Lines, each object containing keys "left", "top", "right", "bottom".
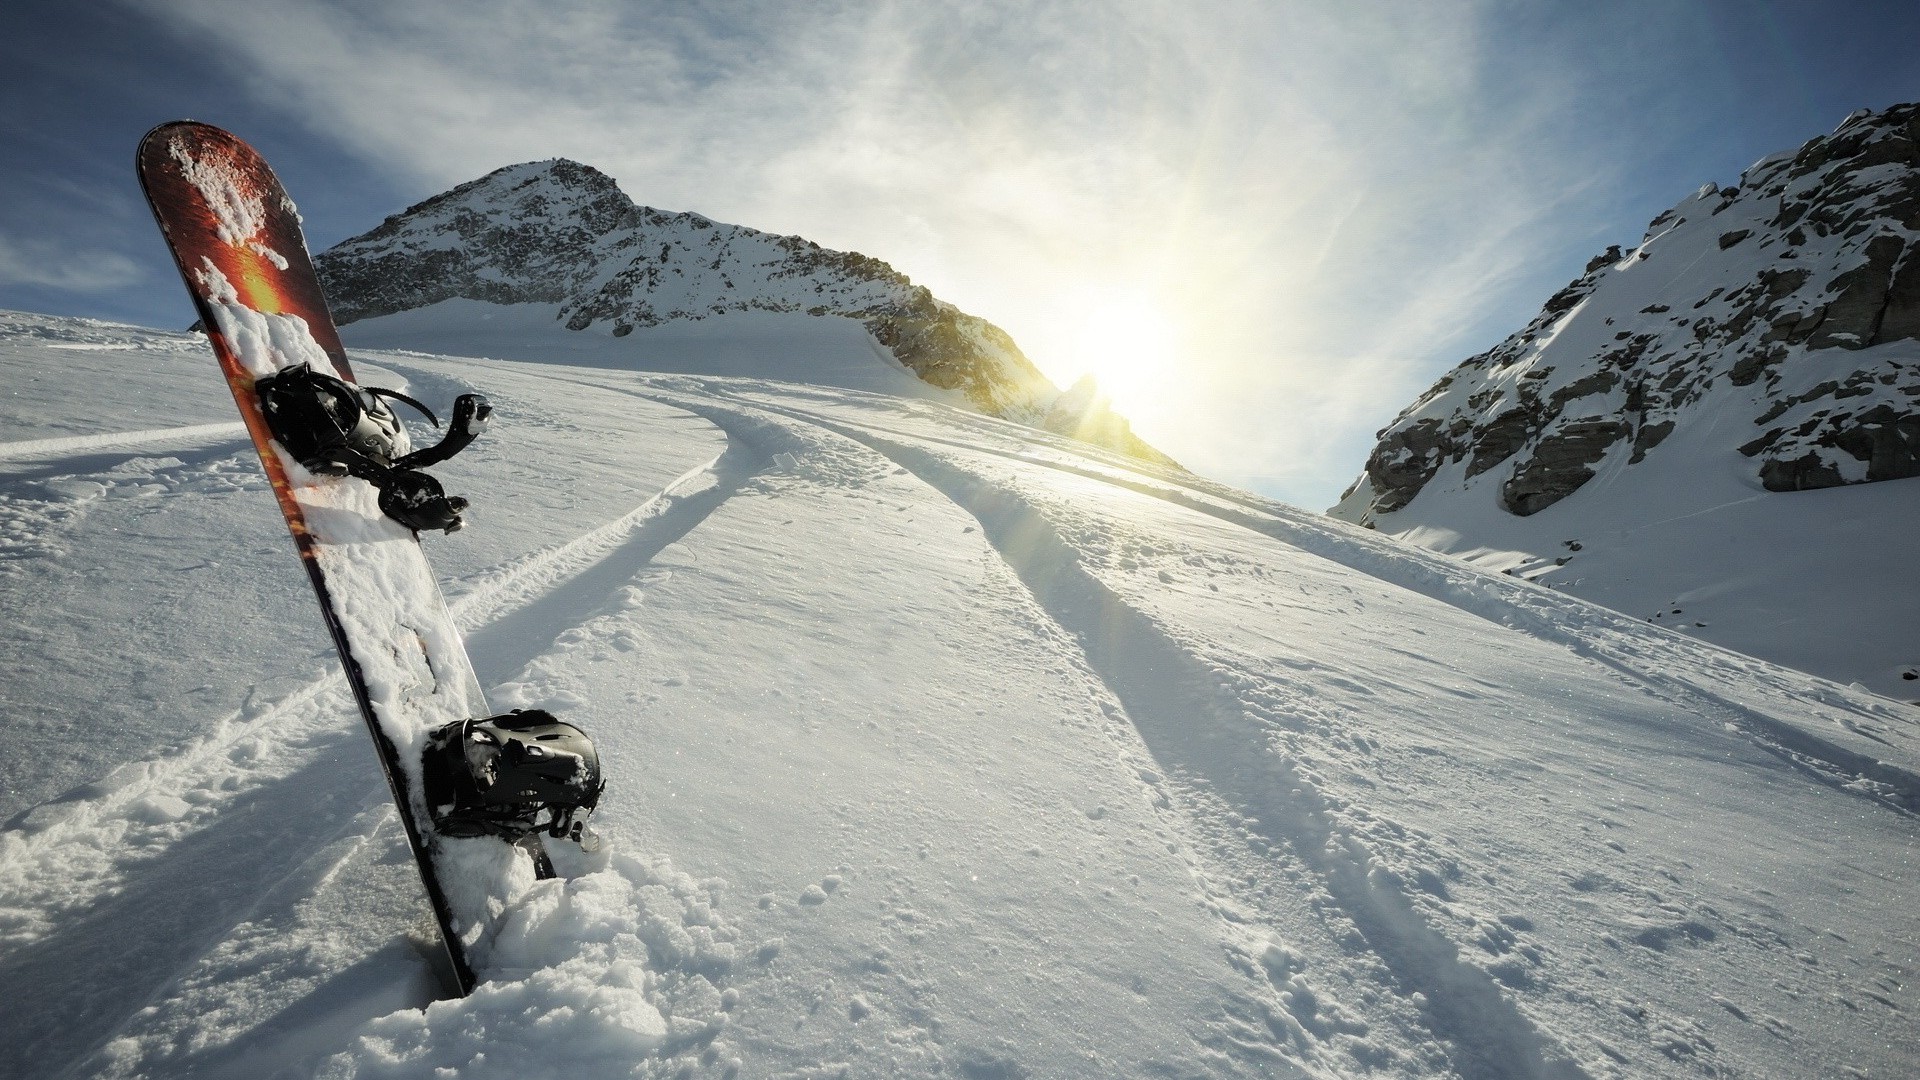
{"left": 122, "top": 0, "right": 1718, "bottom": 506}
{"left": 0, "top": 232, "right": 144, "bottom": 292}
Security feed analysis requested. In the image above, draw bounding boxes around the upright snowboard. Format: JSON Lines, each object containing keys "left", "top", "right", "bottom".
{"left": 137, "top": 121, "right": 596, "bottom": 996}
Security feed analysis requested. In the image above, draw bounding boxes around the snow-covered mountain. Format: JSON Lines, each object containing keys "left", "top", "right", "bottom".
{"left": 3, "top": 308, "right": 1918, "bottom": 1079}
{"left": 313, "top": 159, "right": 1172, "bottom": 466}
{"left": 1331, "top": 105, "right": 1920, "bottom": 700}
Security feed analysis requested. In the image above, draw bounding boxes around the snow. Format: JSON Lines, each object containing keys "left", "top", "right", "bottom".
{"left": 1331, "top": 115, "right": 1920, "bottom": 702}
{"left": 198, "top": 257, "right": 521, "bottom": 969}
{"left": 0, "top": 423, "right": 246, "bottom": 462}
{"left": 0, "top": 307, "right": 1916, "bottom": 1078}
{"left": 166, "top": 136, "right": 290, "bottom": 270}
{"left": 341, "top": 300, "right": 949, "bottom": 403}
{"left": 1373, "top": 428, "right": 1920, "bottom": 704}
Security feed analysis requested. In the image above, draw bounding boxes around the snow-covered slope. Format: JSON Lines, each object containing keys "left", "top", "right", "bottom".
{"left": 313, "top": 159, "right": 1171, "bottom": 467}
{"left": 3, "top": 308, "right": 1917, "bottom": 1079}
{"left": 1331, "top": 105, "right": 1920, "bottom": 700}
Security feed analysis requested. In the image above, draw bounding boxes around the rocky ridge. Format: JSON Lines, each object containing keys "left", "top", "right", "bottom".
{"left": 314, "top": 160, "right": 1173, "bottom": 465}
{"left": 1332, "top": 104, "right": 1920, "bottom": 524}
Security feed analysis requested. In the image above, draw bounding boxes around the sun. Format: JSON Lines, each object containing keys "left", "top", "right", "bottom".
{"left": 1059, "top": 288, "right": 1181, "bottom": 412}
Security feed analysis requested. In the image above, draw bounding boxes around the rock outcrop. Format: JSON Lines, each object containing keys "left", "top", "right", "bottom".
{"left": 1333, "top": 104, "right": 1920, "bottom": 523}
{"left": 315, "top": 159, "right": 1176, "bottom": 466}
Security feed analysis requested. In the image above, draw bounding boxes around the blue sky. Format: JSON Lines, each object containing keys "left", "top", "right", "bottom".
{"left": 4, "top": 0, "right": 1918, "bottom": 507}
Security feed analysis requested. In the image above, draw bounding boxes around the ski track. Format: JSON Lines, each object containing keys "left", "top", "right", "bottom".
{"left": 610, "top": 385, "right": 1450, "bottom": 1076}
{"left": 856, "top": 435, "right": 1594, "bottom": 1080}
{"left": 0, "top": 423, "right": 248, "bottom": 463}
{"left": 711, "top": 385, "right": 1920, "bottom": 812}
{"left": 0, "top": 442, "right": 271, "bottom": 573}
{"left": 552, "top": 380, "right": 1332, "bottom": 1075}
{"left": 650, "top": 380, "right": 1920, "bottom": 1078}
{"left": 10, "top": 358, "right": 1913, "bottom": 1077}
{"left": 656, "top": 390, "right": 1590, "bottom": 1080}
{"left": 0, "top": 406, "right": 759, "bottom": 1077}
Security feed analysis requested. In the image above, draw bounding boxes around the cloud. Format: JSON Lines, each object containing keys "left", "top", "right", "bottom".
{"left": 0, "top": 232, "right": 144, "bottom": 292}
{"left": 121, "top": 0, "right": 1704, "bottom": 506}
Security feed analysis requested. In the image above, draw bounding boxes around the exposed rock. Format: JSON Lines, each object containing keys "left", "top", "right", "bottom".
{"left": 1038, "top": 376, "right": 1170, "bottom": 463}
{"left": 1362, "top": 417, "right": 1450, "bottom": 513}
{"left": 1808, "top": 234, "right": 1904, "bottom": 348}
{"left": 1821, "top": 404, "right": 1920, "bottom": 481}
{"left": 1739, "top": 428, "right": 1784, "bottom": 457}
{"left": 1549, "top": 370, "right": 1621, "bottom": 409}
{"left": 1332, "top": 103, "right": 1920, "bottom": 525}
{"left": 1630, "top": 419, "right": 1675, "bottom": 463}
{"left": 1759, "top": 452, "right": 1846, "bottom": 491}
{"left": 1467, "top": 408, "right": 1541, "bottom": 478}
{"left": 315, "top": 159, "right": 1176, "bottom": 465}
{"left": 1761, "top": 305, "right": 1827, "bottom": 345}
{"left": 1880, "top": 245, "right": 1920, "bottom": 342}
{"left": 1728, "top": 344, "right": 1787, "bottom": 386}
{"left": 1501, "top": 419, "right": 1630, "bottom": 515}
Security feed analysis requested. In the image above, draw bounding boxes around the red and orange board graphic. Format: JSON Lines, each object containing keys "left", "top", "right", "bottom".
{"left": 139, "top": 120, "right": 509, "bottom": 996}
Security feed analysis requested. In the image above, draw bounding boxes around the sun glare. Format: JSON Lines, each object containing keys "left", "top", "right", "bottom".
{"left": 1060, "top": 289, "right": 1181, "bottom": 414}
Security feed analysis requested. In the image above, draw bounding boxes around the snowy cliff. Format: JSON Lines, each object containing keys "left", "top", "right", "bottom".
{"left": 1335, "top": 104, "right": 1920, "bottom": 522}
{"left": 1328, "top": 105, "right": 1920, "bottom": 699}
{"left": 313, "top": 159, "right": 1173, "bottom": 466}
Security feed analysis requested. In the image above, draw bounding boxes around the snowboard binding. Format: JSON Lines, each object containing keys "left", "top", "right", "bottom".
{"left": 255, "top": 362, "right": 491, "bottom": 533}
{"left": 422, "top": 709, "right": 604, "bottom": 848}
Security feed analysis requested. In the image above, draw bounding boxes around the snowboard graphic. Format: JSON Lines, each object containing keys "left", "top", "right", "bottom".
{"left": 136, "top": 121, "right": 565, "bottom": 996}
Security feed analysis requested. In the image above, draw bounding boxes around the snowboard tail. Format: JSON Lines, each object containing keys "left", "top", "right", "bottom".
{"left": 137, "top": 120, "right": 506, "bottom": 996}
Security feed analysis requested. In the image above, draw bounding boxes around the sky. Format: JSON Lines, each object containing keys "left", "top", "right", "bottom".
{"left": 3, "top": 0, "right": 1918, "bottom": 508}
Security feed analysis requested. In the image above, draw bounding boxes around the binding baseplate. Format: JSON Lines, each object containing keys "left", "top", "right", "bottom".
{"left": 256, "top": 362, "right": 491, "bottom": 532}
{"left": 422, "top": 709, "right": 604, "bottom": 848}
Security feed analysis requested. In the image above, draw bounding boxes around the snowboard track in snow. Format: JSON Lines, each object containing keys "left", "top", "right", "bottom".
{"left": 628, "top": 387, "right": 1593, "bottom": 1080}
{"left": 0, "top": 425, "right": 760, "bottom": 1078}
{"left": 0, "top": 726, "right": 397, "bottom": 1079}
{"left": 11, "top": 341, "right": 1916, "bottom": 1078}
{"left": 0, "top": 422, "right": 248, "bottom": 463}
{"left": 832, "top": 430, "right": 1595, "bottom": 1080}
{"left": 721, "top": 387, "right": 1920, "bottom": 817}
{"left": 658, "top": 380, "right": 1920, "bottom": 1079}
{"left": 450, "top": 442, "right": 758, "bottom": 685}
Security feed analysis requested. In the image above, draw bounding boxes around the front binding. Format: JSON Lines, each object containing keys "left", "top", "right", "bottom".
{"left": 255, "top": 362, "right": 491, "bottom": 533}
{"left": 422, "top": 709, "right": 604, "bottom": 848}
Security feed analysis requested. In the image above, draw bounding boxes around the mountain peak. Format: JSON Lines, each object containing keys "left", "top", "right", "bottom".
{"left": 465, "top": 157, "right": 610, "bottom": 196}
{"left": 347, "top": 156, "right": 641, "bottom": 253}
{"left": 313, "top": 160, "right": 1177, "bottom": 466}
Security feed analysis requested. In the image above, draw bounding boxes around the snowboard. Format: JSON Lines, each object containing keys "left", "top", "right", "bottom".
{"left": 137, "top": 120, "right": 524, "bottom": 996}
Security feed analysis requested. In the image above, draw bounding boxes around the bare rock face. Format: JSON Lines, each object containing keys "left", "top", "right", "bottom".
{"left": 1333, "top": 104, "right": 1920, "bottom": 523}
{"left": 314, "top": 159, "right": 1176, "bottom": 466}
{"left": 1361, "top": 416, "right": 1451, "bottom": 513}
{"left": 1501, "top": 418, "right": 1631, "bottom": 516}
